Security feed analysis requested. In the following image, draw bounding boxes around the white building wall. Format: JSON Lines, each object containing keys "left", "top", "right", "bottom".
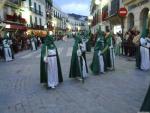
{"left": 22, "top": 0, "right": 46, "bottom": 26}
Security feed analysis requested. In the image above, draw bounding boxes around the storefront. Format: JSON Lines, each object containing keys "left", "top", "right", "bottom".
{"left": 26, "top": 29, "right": 47, "bottom": 38}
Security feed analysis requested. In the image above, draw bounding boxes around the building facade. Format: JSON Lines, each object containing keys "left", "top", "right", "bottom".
{"left": 67, "top": 14, "right": 87, "bottom": 34}
{"left": 90, "top": 0, "right": 123, "bottom": 34}
{"left": 52, "top": 4, "right": 65, "bottom": 38}
{"left": 22, "top": 0, "right": 47, "bottom": 36}
{"left": 90, "top": 0, "right": 150, "bottom": 35}
{"left": 123, "top": 0, "right": 150, "bottom": 32}
{"left": 52, "top": 3, "right": 88, "bottom": 38}
{"left": 0, "top": 0, "right": 27, "bottom": 37}
{"left": 45, "top": 0, "right": 53, "bottom": 32}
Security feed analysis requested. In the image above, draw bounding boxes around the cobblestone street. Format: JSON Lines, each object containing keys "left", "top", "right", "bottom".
{"left": 0, "top": 39, "right": 150, "bottom": 113}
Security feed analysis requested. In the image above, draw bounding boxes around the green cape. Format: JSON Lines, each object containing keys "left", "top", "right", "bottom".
{"left": 90, "top": 28, "right": 105, "bottom": 75}
{"left": 140, "top": 85, "right": 150, "bottom": 111}
{"left": 86, "top": 30, "right": 92, "bottom": 52}
{"left": 69, "top": 35, "right": 82, "bottom": 78}
{"left": 40, "top": 35, "right": 63, "bottom": 83}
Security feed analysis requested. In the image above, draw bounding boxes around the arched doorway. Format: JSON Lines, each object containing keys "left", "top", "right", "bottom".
{"left": 127, "top": 13, "right": 134, "bottom": 30}
{"left": 140, "top": 8, "right": 150, "bottom": 32}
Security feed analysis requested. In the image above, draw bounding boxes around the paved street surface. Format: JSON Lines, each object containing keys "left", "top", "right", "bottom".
{"left": 0, "top": 39, "right": 150, "bottom": 113}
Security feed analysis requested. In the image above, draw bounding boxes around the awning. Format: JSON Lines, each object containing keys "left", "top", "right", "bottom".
{"left": 105, "top": 14, "right": 122, "bottom": 26}
{"left": 26, "top": 29, "right": 47, "bottom": 37}
{"left": 6, "top": 24, "right": 27, "bottom": 31}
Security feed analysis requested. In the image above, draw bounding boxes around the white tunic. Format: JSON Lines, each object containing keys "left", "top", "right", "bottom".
{"left": 77, "top": 46, "right": 88, "bottom": 78}
{"left": 110, "top": 38, "right": 115, "bottom": 69}
{"left": 140, "top": 38, "right": 150, "bottom": 70}
{"left": 47, "top": 49, "right": 58, "bottom": 88}
{"left": 98, "top": 51, "right": 104, "bottom": 73}
{"left": 81, "top": 56, "right": 88, "bottom": 78}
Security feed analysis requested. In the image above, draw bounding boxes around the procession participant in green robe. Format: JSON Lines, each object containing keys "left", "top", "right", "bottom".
{"left": 140, "top": 84, "right": 150, "bottom": 112}
{"left": 81, "top": 31, "right": 88, "bottom": 73}
{"left": 102, "top": 28, "right": 115, "bottom": 70}
{"left": 69, "top": 33, "right": 88, "bottom": 81}
{"left": 40, "top": 32, "right": 63, "bottom": 88}
{"left": 86, "top": 30, "right": 92, "bottom": 52}
{"left": 90, "top": 27, "right": 105, "bottom": 75}
{"left": 139, "top": 27, "right": 150, "bottom": 70}
{"left": 2, "top": 32, "right": 13, "bottom": 62}
{"left": 30, "top": 32, "right": 37, "bottom": 51}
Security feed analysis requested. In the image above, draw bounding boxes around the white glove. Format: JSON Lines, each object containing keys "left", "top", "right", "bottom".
{"left": 147, "top": 43, "right": 150, "bottom": 48}
{"left": 77, "top": 49, "right": 82, "bottom": 56}
{"left": 109, "top": 46, "right": 113, "bottom": 49}
{"left": 79, "top": 43, "right": 83, "bottom": 47}
{"left": 44, "top": 56, "right": 48, "bottom": 63}
{"left": 98, "top": 51, "right": 102, "bottom": 56}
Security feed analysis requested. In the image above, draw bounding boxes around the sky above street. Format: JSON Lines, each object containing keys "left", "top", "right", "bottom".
{"left": 53, "top": 0, "right": 90, "bottom": 16}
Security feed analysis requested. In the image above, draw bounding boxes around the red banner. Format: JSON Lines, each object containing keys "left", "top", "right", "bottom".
{"left": 10, "top": 24, "right": 27, "bottom": 30}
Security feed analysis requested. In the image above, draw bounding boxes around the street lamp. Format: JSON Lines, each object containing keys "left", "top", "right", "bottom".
{"left": 95, "top": 0, "right": 100, "bottom": 5}
{"left": 88, "top": 22, "right": 91, "bottom": 26}
{"left": 88, "top": 15, "right": 93, "bottom": 21}
{"left": 78, "top": 26, "right": 81, "bottom": 32}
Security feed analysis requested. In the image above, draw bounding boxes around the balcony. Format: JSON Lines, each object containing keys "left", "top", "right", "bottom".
{"left": 5, "top": 14, "right": 26, "bottom": 25}
{"left": 123, "top": 0, "right": 135, "bottom": 5}
{"left": 27, "top": 23, "right": 44, "bottom": 30}
{"left": 30, "top": 7, "right": 43, "bottom": 16}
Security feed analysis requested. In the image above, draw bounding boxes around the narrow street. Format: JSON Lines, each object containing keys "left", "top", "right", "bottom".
{"left": 0, "top": 39, "right": 150, "bottom": 113}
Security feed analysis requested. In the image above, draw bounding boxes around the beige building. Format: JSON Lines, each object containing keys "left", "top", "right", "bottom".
{"left": 90, "top": 0, "right": 126, "bottom": 33}
{"left": 123, "top": 0, "right": 150, "bottom": 32}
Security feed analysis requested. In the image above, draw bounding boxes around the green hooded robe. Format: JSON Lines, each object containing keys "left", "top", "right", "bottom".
{"left": 140, "top": 85, "right": 150, "bottom": 112}
{"left": 102, "top": 32, "right": 112, "bottom": 69}
{"left": 90, "top": 28, "right": 105, "bottom": 75}
{"left": 85, "top": 30, "right": 92, "bottom": 52}
{"left": 40, "top": 34, "right": 63, "bottom": 83}
{"left": 69, "top": 34, "right": 83, "bottom": 78}
{"left": 140, "top": 27, "right": 150, "bottom": 111}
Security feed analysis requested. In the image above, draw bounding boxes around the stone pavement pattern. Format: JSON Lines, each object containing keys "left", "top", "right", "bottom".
{"left": 0, "top": 39, "right": 150, "bottom": 113}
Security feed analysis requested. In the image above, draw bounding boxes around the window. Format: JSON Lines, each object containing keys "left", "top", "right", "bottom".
{"left": 34, "top": 2, "right": 37, "bottom": 12}
{"left": 39, "top": 5, "right": 41, "bottom": 12}
{"left": 35, "top": 17, "right": 37, "bottom": 25}
{"left": 39, "top": 18, "right": 42, "bottom": 26}
{"left": 29, "top": 0, "right": 32, "bottom": 7}
{"left": 30, "top": 15, "right": 32, "bottom": 25}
